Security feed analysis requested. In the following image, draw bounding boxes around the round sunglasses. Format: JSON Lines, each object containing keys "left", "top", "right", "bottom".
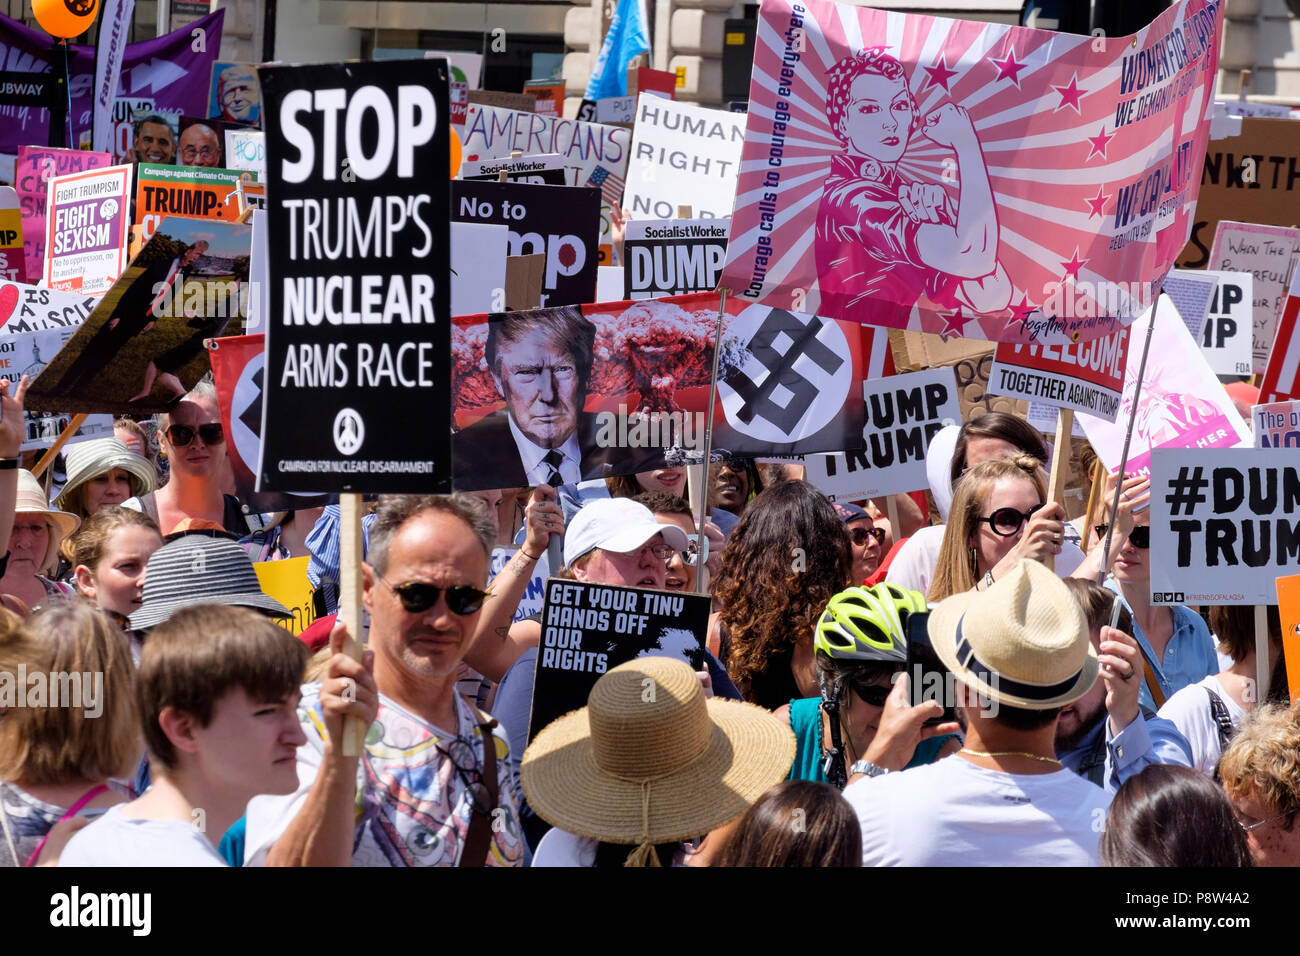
{"left": 1094, "top": 524, "right": 1149, "bottom": 549}
{"left": 382, "top": 578, "right": 491, "bottom": 615}
{"left": 978, "top": 503, "right": 1044, "bottom": 537}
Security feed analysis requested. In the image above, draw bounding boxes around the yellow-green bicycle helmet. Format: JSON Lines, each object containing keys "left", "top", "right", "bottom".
{"left": 814, "top": 583, "right": 926, "bottom": 665}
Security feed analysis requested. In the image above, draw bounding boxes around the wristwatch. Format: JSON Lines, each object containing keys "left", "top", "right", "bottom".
{"left": 848, "top": 759, "right": 890, "bottom": 778}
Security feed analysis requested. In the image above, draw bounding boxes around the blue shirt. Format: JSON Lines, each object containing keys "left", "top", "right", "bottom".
{"left": 1105, "top": 580, "right": 1219, "bottom": 712}
{"left": 306, "top": 505, "right": 377, "bottom": 614}
{"left": 1057, "top": 711, "right": 1194, "bottom": 793}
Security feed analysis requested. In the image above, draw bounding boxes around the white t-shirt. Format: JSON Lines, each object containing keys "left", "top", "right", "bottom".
{"left": 886, "top": 524, "right": 1085, "bottom": 597}
{"left": 845, "top": 755, "right": 1111, "bottom": 866}
{"left": 1157, "top": 675, "right": 1245, "bottom": 776}
{"left": 58, "top": 804, "right": 226, "bottom": 867}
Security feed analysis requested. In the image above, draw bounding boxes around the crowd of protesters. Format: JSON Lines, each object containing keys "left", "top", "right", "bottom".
{"left": 0, "top": 370, "right": 1295, "bottom": 869}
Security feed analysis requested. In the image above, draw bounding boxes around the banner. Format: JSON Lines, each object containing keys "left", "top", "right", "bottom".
{"left": 1253, "top": 400, "right": 1300, "bottom": 448}
{"left": 803, "top": 366, "right": 959, "bottom": 501}
{"left": 527, "top": 579, "right": 708, "bottom": 740}
{"left": 460, "top": 153, "right": 566, "bottom": 185}
{"left": 989, "top": 329, "right": 1129, "bottom": 421}
{"left": 0, "top": 10, "right": 225, "bottom": 155}
{"left": 1260, "top": 275, "right": 1300, "bottom": 404}
{"left": 134, "top": 162, "right": 252, "bottom": 244}
{"left": 450, "top": 180, "right": 600, "bottom": 308}
{"left": 258, "top": 59, "right": 452, "bottom": 494}
{"left": 1207, "top": 220, "right": 1300, "bottom": 374}
{"left": 15, "top": 147, "right": 113, "bottom": 284}
{"left": 1150, "top": 447, "right": 1300, "bottom": 605}
{"left": 43, "top": 165, "right": 134, "bottom": 296}
{"left": 1077, "top": 293, "right": 1250, "bottom": 477}
{"left": 624, "top": 95, "right": 745, "bottom": 221}
{"left": 719, "top": 0, "right": 1222, "bottom": 345}
{"left": 93, "top": 0, "right": 137, "bottom": 153}
{"left": 27, "top": 216, "right": 252, "bottom": 416}
{"left": 583, "top": 0, "right": 650, "bottom": 104}
{"left": 1169, "top": 268, "right": 1252, "bottom": 376}
{"left": 624, "top": 218, "right": 728, "bottom": 299}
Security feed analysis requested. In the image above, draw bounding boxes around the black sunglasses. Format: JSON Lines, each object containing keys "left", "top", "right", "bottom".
{"left": 383, "top": 579, "right": 491, "bottom": 615}
{"left": 849, "top": 527, "right": 886, "bottom": 547}
{"left": 848, "top": 679, "right": 892, "bottom": 707}
{"left": 978, "top": 503, "right": 1043, "bottom": 537}
{"left": 1095, "top": 524, "right": 1150, "bottom": 549}
{"left": 165, "top": 422, "right": 224, "bottom": 447}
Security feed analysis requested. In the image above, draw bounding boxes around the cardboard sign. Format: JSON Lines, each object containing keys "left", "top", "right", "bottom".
{"left": 989, "top": 330, "right": 1129, "bottom": 422}
{"left": 1274, "top": 573, "right": 1300, "bottom": 704}
{"left": 460, "top": 153, "right": 566, "bottom": 185}
{"left": 451, "top": 180, "right": 601, "bottom": 308}
{"left": 450, "top": 221, "right": 507, "bottom": 317}
{"left": 43, "top": 165, "right": 134, "bottom": 296}
{"left": 258, "top": 59, "right": 452, "bottom": 494}
{"left": 623, "top": 218, "right": 728, "bottom": 299}
{"left": 134, "top": 162, "right": 253, "bottom": 244}
{"left": 624, "top": 94, "right": 745, "bottom": 221}
{"left": 1260, "top": 277, "right": 1300, "bottom": 404}
{"left": 467, "top": 90, "right": 537, "bottom": 113}
{"left": 1253, "top": 400, "right": 1300, "bottom": 449}
{"left": 1150, "top": 447, "right": 1300, "bottom": 605}
{"left": 1169, "top": 268, "right": 1252, "bottom": 376}
{"left": 1207, "top": 221, "right": 1300, "bottom": 373}
{"left": 804, "top": 367, "right": 960, "bottom": 501}
{"left": 15, "top": 147, "right": 113, "bottom": 285}
{"left": 1077, "top": 293, "right": 1251, "bottom": 478}
{"left": 527, "top": 579, "right": 709, "bottom": 740}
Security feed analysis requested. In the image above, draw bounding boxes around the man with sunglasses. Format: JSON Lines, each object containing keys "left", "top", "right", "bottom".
{"left": 245, "top": 493, "right": 523, "bottom": 867}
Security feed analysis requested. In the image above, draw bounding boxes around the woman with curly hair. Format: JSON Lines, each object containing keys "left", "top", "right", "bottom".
{"left": 714, "top": 481, "right": 852, "bottom": 710}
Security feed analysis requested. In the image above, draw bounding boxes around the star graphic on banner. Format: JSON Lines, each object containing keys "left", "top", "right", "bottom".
{"left": 924, "top": 55, "right": 959, "bottom": 93}
{"left": 1155, "top": 204, "right": 1191, "bottom": 268}
{"left": 990, "top": 46, "right": 1027, "bottom": 87}
{"left": 1053, "top": 73, "right": 1086, "bottom": 113}
{"left": 1083, "top": 184, "right": 1111, "bottom": 220}
{"left": 1061, "top": 248, "right": 1087, "bottom": 282}
{"left": 1001, "top": 295, "right": 1038, "bottom": 334}
{"left": 1086, "top": 125, "right": 1114, "bottom": 161}
{"left": 940, "top": 307, "right": 968, "bottom": 337}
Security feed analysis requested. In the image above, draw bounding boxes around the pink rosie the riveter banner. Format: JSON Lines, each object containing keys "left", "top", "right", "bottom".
{"left": 719, "top": 0, "right": 1222, "bottom": 345}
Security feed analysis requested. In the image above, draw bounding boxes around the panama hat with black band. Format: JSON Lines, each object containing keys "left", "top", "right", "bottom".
{"left": 927, "top": 559, "right": 1098, "bottom": 710}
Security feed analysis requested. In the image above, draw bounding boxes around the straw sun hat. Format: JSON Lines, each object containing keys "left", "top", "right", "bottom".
{"left": 54, "top": 437, "right": 157, "bottom": 514}
{"left": 14, "top": 469, "right": 80, "bottom": 573}
{"left": 521, "top": 657, "right": 795, "bottom": 864}
{"left": 927, "top": 559, "right": 1099, "bottom": 710}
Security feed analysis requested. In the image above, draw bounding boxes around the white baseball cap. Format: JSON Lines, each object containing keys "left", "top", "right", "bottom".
{"left": 563, "top": 497, "right": 691, "bottom": 567}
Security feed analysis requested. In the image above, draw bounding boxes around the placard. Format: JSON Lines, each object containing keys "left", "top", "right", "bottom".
{"left": 0, "top": 325, "right": 113, "bottom": 450}
{"left": 623, "top": 217, "right": 728, "bottom": 300}
{"left": 450, "top": 221, "right": 507, "bottom": 317}
{"left": 489, "top": 545, "right": 549, "bottom": 622}
{"left": 1253, "top": 400, "right": 1300, "bottom": 449}
{"left": 1274, "top": 573, "right": 1300, "bottom": 704}
{"left": 527, "top": 578, "right": 709, "bottom": 740}
{"left": 803, "top": 367, "right": 959, "bottom": 501}
{"left": 0, "top": 186, "right": 23, "bottom": 282}
{"left": 460, "top": 153, "right": 566, "bottom": 185}
{"left": 1169, "top": 268, "right": 1252, "bottom": 376}
{"left": 225, "top": 128, "right": 265, "bottom": 175}
{"left": 1150, "top": 447, "right": 1300, "bottom": 605}
{"left": 1260, "top": 276, "right": 1300, "bottom": 404}
{"left": 623, "top": 94, "right": 744, "bottom": 221}
{"left": 1208, "top": 220, "right": 1300, "bottom": 374}
{"left": 989, "top": 330, "right": 1128, "bottom": 422}
{"left": 258, "top": 59, "right": 452, "bottom": 494}
{"left": 43, "top": 164, "right": 134, "bottom": 296}
{"left": 134, "top": 162, "right": 252, "bottom": 244}
{"left": 15, "top": 147, "right": 113, "bottom": 288}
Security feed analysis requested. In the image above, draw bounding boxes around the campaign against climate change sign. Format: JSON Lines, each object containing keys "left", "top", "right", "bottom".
{"left": 1150, "top": 447, "right": 1300, "bottom": 606}
{"left": 43, "top": 165, "right": 134, "bottom": 297}
{"left": 989, "top": 330, "right": 1129, "bottom": 421}
{"left": 28, "top": 217, "right": 252, "bottom": 416}
{"left": 624, "top": 218, "right": 728, "bottom": 299}
{"left": 258, "top": 58, "right": 451, "bottom": 494}
{"left": 624, "top": 95, "right": 745, "bottom": 221}
{"left": 528, "top": 578, "right": 710, "bottom": 740}
{"left": 1207, "top": 220, "right": 1300, "bottom": 374}
{"left": 1254, "top": 400, "right": 1300, "bottom": 449}
{"left": 719, "top": 0, "right": 1222, "bottom": 345}
{"left": 1078, "top": 294, "right": 1250, "bottom": 477}
{"left": 451, "top": 179, "right": 600, "bottom": 308}
{"left": 1168, "top": 268, "right": 1252, "bottom": 376}
{"left": 804, "top": 367, "right": 960, "bottom": 502}
{"left": 135, "top": 163, "right": 255, "bottom": 244}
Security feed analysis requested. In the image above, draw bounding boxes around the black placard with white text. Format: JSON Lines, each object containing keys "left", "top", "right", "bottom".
{"left": 528, "top": 579, "right": 709, "bottom": 741}
{"left": 257, "top": 59, "right": 451, "bottom": 492}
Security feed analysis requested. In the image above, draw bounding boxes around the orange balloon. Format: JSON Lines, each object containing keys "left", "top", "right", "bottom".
{"left": 449, "top": 127, "right": 462, "bottom": 179}
{"left": 32, "top": 0, "right": 99, "bottom": 38}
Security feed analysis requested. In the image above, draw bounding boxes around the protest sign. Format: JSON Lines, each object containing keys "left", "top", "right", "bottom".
{"left": 528, "top": 579, "right": 709, "bottom": 740}
{"left": 989, "top": 330, "right": 1129, "bottom": 422}
{"left": 28, "top": 217, "right": 252, "bottom": 416}
{"left": 460, "top": 154, "right": 566, "bottom": 185}
{"left": 134, "top": 163, "right": 253, "bottom": 245}
{"left": 1275, "top": 573, "right": 1300, "bottom": 704}
{"left": 596, "top": 96, "right": 637, "bottom": 125}
{"left": 1160, "top": 268, "right": 1216, "bottom": 344}
{"left": 0, "top": 11, "right": 225, "bottom": 155}
{"left": 804, "top": 367, "right": 960, "bottom": 501}
{"left": 490, "top": 546, "right": 549, "bottom": 623}
{"left": 258, "top": 59, "right": 451, "bottom": 494}
{"left": 0, "top": 187, "right": 23, "bottom": 282}
{"left": 450, "top": 222, "right": 507, "bottom": 317}
{"left": 1150, "top": 447, "right": 1300, "bottom": 605}
{"left": 208, "top": 62, "right": 261, "bottom": 125}
{"left": 1077, "top": 293, "right": 1250, "bottom": 477}
{"left": 624, "top": 218, "right": 728, "bottom": 299}
{"left": 719, "top": 0, "right": 1222, "bottom": 345}
{"left": 43, "top": 165, "right": 134, "bottom": 297}
{"left": 451, "top": 180, "right": 600, "bottom": 308}
{"left": 0, "top": 281, "right": 95, "bottom": 334}
{"left": 1207, "top": 220, "right": 1300, "bottom": 373}
{"left": 253, "top": 557, "right": 315, "bottom": 636}
{"left": 0, "top": 325, "right": 113, "bottom": 450}
{"left": 1253, "top": 400, "right": 1300, "bottom": 449}
{"left": 16, "top": 147, "right": 113, "bottom": 284}
{"left": 523, "top": 82, "right": 564, "bottom": 118}
{"left": 624, "top": 95, "right": 745, "bottom": 221}
{"left": 1260, "top": 275, "right": 1300, "bottom": 404}
{"left": 108, "top": 99, "right": 172, "bottom": 165}
{"left": 225, "top": 129, "right": 265, "bottom": 175}
{"left": 1169, "top": 268, "right": 1252, "bottom": 376}
{"left": 467, "top": 91, "right": 538, "bottom": 113}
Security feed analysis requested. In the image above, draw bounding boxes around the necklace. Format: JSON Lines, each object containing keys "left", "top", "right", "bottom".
{"left": 959, "top": 748, "right": 1060, "bottom": 765}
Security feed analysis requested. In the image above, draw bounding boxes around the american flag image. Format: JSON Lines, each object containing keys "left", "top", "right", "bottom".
{"left": 586, "top": 165, "right": 625, "bottom": 206}
{"left": 1260, "top": 289, "right": 1300, "bottom": 404}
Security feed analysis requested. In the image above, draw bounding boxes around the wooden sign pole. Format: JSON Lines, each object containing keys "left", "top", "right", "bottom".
{"left": 30, "top": 413, "right": 88, "bottom": 478}
{"left": 1043, "top": 408, "right": 1074, "bottom": 572}
{"left": 337, "top": 493, "right": 366, "bottom": 756}
{"left": 1255, "top": 604, "right": 1270, "bottom": 709}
